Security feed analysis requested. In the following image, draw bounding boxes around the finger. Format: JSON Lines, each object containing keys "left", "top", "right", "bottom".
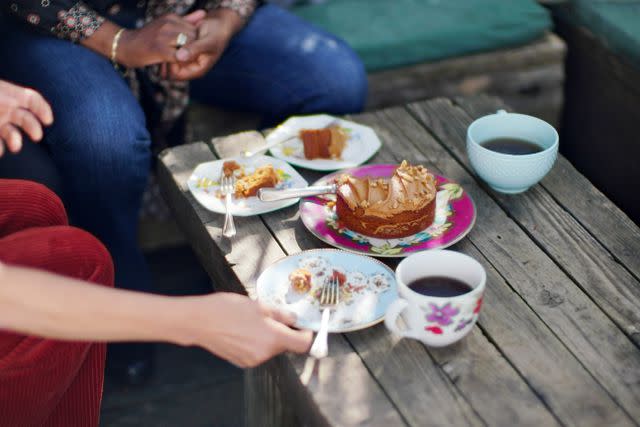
{"left": 175, "top": 37, "right": 212, "bottom": 62}
{"left": 168, "top": 63, "right": 192, "bottom": 81}
{"left": 0, "top": 138, "right": 4, "bottom": 157}
{"left": 169, "top": 62, "right": 202, "bottom": 81}
{"left": 172, "top": 55, "right": 214, "bottom": 80}
{"left": 20, "top": 88, "right": 53, "bottom": 126}
{"left": 183, "top": 9, "right": 206, "bottom": 25}
{"left": 267, "top": 318, "right": 313, "bottom": 354}
{"left": 0, "top": 124, "right": 23, "bottom": 153}
{"left": 167, "top": 22, "right": 198, "bottom": 47}
{"left": 10, "top": 108, "right": 44, "bottom": 141}
{"left": 262, "top": 304, "right": 297, "bottom": 326}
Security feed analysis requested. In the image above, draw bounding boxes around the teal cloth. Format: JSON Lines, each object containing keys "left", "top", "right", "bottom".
{"left": 291, "top": 0, "right": 552, "bottom": 71}
{"left": 553, "top": 1, "right": 640, "bottom": 70}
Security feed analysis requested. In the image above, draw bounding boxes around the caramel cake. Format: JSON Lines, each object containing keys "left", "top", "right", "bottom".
{"left": 289, "top": 268, "right": 312, "bottom": 293}
{"left": 234, "top": 165, "right": 280, "bottom": 198}
{"left": 299, "top": 126, "right": 348, "bottom": 159}
{"left": 335, "top": 161, "right": 437, "bottom": 238}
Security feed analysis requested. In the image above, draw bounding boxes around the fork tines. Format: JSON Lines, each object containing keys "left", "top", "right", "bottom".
{"left": 320, "top": 277, "right": 340, "bottom": 306}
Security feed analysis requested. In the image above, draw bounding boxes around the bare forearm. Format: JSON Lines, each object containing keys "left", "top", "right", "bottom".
{"left": 0, "top": 262, "right": 191, "bottom": 345}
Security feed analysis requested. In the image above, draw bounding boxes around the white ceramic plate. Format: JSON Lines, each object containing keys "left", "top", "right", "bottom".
{"left": 256, "top": 249, "right": 397, "bottom": 333}
{"left": 267, "top": 114, "right": 382, "bottom": 171}
{"left": 187, "top": 155, "right": 308, "bottom": 216}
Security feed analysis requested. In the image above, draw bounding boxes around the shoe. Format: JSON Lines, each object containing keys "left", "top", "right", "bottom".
{"left": 106, "top": 343, "right": 155, "bottom": 386}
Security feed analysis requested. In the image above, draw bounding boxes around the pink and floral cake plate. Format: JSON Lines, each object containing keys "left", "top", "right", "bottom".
{"left": 299, "top": 164, "right": 476, "bottom": 258}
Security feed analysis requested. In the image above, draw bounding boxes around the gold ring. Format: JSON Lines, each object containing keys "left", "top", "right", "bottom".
{"left": 176, "top": 32, "right": 188, "bottom": 48}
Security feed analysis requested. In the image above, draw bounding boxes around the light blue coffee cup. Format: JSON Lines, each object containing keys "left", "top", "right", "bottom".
{"left": 467, "top": 110, "right": 559, "bottom": 194}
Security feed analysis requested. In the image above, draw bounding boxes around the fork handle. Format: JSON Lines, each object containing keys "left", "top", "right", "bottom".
{"left": 258, "top": 184, "right": 336, "bottom": 202}
{"left": 223, "top": 193, "right": 236, "bottom": 238}
{"left": 310, "top": 308, "right": 331, "bottom": 359}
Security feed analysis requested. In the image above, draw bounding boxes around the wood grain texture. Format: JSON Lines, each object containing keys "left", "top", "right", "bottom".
{"left": 410, "top": 97, "right": 640, "bottom": 348}
{"left": 453, "top": 94, "right": 640, "bottom": 281}
{"left": 406, "top": 100, "right": 640, "bottom": 422}
{"left": 366, "top": 33, "right": 565, "bottom": 126}
{"left": 354, "top": 107, "right": 633, "bottom": 426}
{"left": 157, "top": 143, "right": 241, "bottom": 292}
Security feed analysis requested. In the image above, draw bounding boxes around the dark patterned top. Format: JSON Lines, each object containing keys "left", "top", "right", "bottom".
{"left": 7, "top": 1, "right": 257, "bottom": 41}
{"left": 5, "top": 0, "right": 257, "bottom": 133}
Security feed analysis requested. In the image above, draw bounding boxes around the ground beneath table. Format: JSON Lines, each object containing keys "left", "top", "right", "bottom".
{"left": 100, "top": 246, "right": 244, "bottom": 427}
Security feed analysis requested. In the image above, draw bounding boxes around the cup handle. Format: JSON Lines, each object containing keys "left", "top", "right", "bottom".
{"left": 384, "top": 299, "right": 424, "bottom": 341}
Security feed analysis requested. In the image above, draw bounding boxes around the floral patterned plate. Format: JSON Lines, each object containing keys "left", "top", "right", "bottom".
{"left": 256, "top": 249, "right": 397, "bottom": 332}
{"left": 187, "top": 155, "right": 308, "bottom": 216}
{"left": 299, "top": 164, "right": 476, "bottom": 257}
{"left": 267, "top": 114, "right": 382, "bottom": 171}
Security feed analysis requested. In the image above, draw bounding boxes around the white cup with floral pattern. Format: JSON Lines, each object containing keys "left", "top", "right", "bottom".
{"left": 385, "top": 250, "right": 486, "bottom": 347}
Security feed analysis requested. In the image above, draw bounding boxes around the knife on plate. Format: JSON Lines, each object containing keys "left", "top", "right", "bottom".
{"left": 258, "top": 184, "right": 337, "bottom": 202}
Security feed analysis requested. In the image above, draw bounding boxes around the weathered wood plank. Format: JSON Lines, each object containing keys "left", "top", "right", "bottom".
{"left": 409, "top": 97, "right": 640, "bottom": 347}
{"left": 158, "top": 142, "right": 407, "bottom": 426}
{"left": 260, "top": 226, "right": 485, "bottom": 425}
{"left": 453, "top": 94, "right": 640, "bottom": 281}
{"left": 354, "top": 107, "right": 634, "bottom": 426}
{"left": 157, "top": 143, "right": 241, "bottom": 293}
{"left": 405, "top": 101, "right": 640, "bottom": 422}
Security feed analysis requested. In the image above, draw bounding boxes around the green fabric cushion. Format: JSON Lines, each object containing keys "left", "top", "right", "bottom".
{"left": 554, "top": 1, "right": 640, "bottom": 70}
{"left": 291, "top": 0, "right": 552, "bottom": 71}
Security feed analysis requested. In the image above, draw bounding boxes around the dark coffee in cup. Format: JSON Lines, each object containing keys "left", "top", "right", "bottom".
{"left": 408, "top": 276, "right": 473, "bottom": 297}
{"left": 481, "top": 138, "right": 543, "bottom": 155}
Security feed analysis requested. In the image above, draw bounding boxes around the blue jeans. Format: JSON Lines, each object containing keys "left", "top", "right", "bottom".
{"left": 0, "top": 5, "right": 367, "bottom": 294}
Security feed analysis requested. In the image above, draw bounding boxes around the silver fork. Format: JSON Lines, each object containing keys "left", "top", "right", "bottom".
{"left": 220, "top": 175, "right": 236, "bottom": 238}
{"left": 309, "top": 276, "right": 340, "bottom": 359}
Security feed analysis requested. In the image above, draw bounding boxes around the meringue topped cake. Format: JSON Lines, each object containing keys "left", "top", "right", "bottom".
{"left": 335, "top": 161, "right": 437, "bottom": 238}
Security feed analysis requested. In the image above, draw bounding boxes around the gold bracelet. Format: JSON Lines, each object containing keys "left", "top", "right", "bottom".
{"left": 111, "top": 28, "right": 125, "bottom": 70}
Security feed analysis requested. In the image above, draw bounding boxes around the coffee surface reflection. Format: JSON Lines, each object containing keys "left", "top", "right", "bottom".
{"left": 481, "top": 137, "right": 543, "bottom": 155}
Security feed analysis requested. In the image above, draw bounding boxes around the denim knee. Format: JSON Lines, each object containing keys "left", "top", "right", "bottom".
{"left": 321, "top": 38, "right": 368, "bottom": 114}
{"left": 47, "top": 88, "right": 152, "bottom": 196}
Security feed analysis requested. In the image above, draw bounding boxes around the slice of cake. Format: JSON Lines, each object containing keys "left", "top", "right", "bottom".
{"left": 234, "top": 165, "right": 280, "bottom": 198}
{"left": 335, "top": 160, "right": 437, "bottom": 238}
{"left": 289, "top": 268, "right": 312, "bottom": 294}
{"left": 299, "top": 126, "right": 348, "bottom": 160}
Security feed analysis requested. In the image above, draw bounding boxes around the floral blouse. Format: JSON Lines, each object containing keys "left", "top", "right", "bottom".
{"left": 6, "top": 0, "right": 257, "bottom": 42}
{"left": 5, "top": 0, "right": 258, "bottom": 131}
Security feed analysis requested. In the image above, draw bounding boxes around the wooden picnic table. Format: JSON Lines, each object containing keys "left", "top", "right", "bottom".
{"left": 157, "top": 96, "right": 640, "bottom": 427}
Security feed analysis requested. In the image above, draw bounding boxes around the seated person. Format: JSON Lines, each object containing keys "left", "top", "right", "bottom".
{"left": 0, "top": 80, "right": 312, "bottom": 426}
{"left": 0, "top": 1, "right": 366, "bottom": 382}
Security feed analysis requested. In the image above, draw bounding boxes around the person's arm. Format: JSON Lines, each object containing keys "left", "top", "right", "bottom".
{"left": 5, "top": 1, "right": 204, "bottom": 69}
{"left": 0, "top": 262, "right": 312, "bottom": 367}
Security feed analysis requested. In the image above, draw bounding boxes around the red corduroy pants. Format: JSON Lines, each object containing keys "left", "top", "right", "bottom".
{"left": 0, "top": 179, "right": 114, "bottom": 427}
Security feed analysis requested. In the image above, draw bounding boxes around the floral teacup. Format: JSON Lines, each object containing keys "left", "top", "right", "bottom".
{"left": 384, "top": 250, "right": 486, "bottom": 347}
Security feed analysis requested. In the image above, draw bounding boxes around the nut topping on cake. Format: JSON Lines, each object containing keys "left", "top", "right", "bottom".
{"left": 334, "top": 161, "right": 437, "bottom": 239}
